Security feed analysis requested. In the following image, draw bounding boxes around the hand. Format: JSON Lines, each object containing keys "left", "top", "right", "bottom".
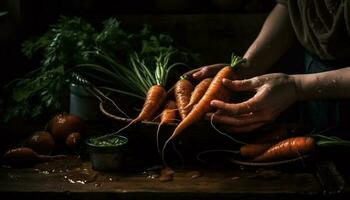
{"left": 206, "top": 73, "right": 298, "bottom": 132}
{"left": 182, "top": 63, "right": 228, "bottom": 81}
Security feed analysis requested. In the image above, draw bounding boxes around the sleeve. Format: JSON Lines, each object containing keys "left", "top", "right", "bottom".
{"left": 276, "top": 0, "right": 288, "bottom": 6}
{"left": 345, "top": 0, "right": 350, "bottom": 35}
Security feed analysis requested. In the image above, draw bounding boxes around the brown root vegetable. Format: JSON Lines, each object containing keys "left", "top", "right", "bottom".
{"left": 49, "top": 114, "right": 84, "bottom": 141}
{"left": 65, "top": 132, "right": 81, "bottom": 150}
{"left": 175, "top": 78, "right": 194, "bottom": 120}
{"left": 2, "top": 147, "right": 65, "bottom": 168}
{"left": 240, "top": 143, "right": 274, "bottom": 159}
{"left": 252, "top": 137, "right": 315, "bottom": 162}
{"left": 26, "top": 131, "right": 55, "bottom": 155}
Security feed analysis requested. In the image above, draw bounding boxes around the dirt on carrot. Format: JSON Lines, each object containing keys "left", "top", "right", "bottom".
{"left": 175, "top": 78, "right": 194, "bottom": 120}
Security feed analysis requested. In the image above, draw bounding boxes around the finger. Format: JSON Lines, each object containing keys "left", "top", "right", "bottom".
{"left": 222, "top": 77, "right": 260, "bottom": 92}
{"left": 206, "top": 112, "right": 268, "bottom": 127}
{"left": 215, "top": 109, "right": 254, "bottom": 118}
{"left": 226, "top": 123, "right": 265, "bottom": 133}
{"left": 210, "top": 98, "right": 260, "bottom": 115}
{"left": 192, "top": 63, "right": 227, "bottom": 80}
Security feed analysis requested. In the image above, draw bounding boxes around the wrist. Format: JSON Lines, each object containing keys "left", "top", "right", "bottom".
{"left": 291, "top": 74, "right": 319, "bottom": 101}
{"left": 290, "top": 74, "right": 306, "bottom": 101}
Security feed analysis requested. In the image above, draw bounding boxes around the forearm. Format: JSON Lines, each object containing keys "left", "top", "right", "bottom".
{"left": 293, "top": 66, "right": 350, "bottom": 100}
{"left": 238, "top": 3, "right": 296, "bottom": 79}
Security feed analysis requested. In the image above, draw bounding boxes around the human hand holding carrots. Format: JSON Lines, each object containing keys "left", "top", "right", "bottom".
{"left": 207, "top": 73, "right": 298, "bottom": 132}
{"left": 191, "top": 63, "right": 227, "bottom": 80}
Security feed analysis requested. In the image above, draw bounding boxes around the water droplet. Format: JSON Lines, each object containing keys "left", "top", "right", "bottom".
{"left": 147, "top": 173, "right": 160, "bottom": 179}
{"left": 41, "top": 171, "right": 50, "bottom": 175}
{"left": 8, "top": 173, "right": 20, "bottom": 181}
{"left": 94, "top": 183, "right": 102, "bottom": 187}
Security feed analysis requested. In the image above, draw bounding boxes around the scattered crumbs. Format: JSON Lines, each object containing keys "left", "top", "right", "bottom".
{"left": 159, "top": 167, "right": 175, "bottom": 182}
{"left": 147, "top": 173, "right": 160, "bottom": 179}
{"left": 188, "top": 171, "right": 203, "bottom": 179}
{"left": 94, "top": 183, "right": 102, "bottom": 187}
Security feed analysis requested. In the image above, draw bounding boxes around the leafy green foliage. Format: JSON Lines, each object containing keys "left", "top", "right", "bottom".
{"left": 4, "top": 16, "right": 194, "bottom": 121}
{"left": 5, "top": 16, "right": 98, "bottom": 121}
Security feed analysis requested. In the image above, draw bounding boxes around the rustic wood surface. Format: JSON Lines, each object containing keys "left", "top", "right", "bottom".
{"left": 0, "top": 156, "right": 348, "bottom": 200}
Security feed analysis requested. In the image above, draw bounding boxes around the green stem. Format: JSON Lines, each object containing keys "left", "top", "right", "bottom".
{"left": 99, "top": 87, "right": 145, "bottom": 100}
{"left": 315, "top": 134, "right": 350, "bottom": 147}
{"left": 317, "top": 140, "right": 350, "bottom": 147}
{"left": 230, "top": 54, "right": 247, "bottom": 68}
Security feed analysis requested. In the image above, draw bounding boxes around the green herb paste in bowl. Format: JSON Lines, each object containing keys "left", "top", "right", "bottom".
{"left": 86, "top": 135, "right": 128, "bottom": 171}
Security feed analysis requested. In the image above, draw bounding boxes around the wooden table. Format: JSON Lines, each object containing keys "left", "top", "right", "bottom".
{"left": 0, "top": 156, "right": 348, "bottom": 200}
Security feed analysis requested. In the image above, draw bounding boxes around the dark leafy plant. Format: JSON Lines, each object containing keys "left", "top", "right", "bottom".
{"left": 3, "top": 16, "right": 196, "bottom": 122}
{"left": 4, "top": 16, "right": 97, "bottom": 121}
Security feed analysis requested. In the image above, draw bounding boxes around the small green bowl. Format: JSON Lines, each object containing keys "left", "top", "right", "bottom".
{"left": 86, "top": 135, "right": 128, "bottom": 171}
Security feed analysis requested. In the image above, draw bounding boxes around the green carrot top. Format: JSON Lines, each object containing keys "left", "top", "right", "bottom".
{"left": 230, "top": 53, "right": 246, "bottom": 68}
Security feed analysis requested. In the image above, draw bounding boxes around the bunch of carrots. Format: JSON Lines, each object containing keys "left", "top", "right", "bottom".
{"left": 121, "top": 53, "right": 247, "bottom": 164}
{"left": 127, "top": 52, "right": 350, "bottom": 165}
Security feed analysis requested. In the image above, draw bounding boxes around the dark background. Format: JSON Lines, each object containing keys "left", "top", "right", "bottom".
{"left": 0, "top": 0, "right": 281, "bottom": 87}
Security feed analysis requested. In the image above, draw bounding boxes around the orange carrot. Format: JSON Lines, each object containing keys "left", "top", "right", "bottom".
{"left": 133, "top": 85, "right": 167, "bottom": 123}
{"left": 184, "top": 78, "right": 213, "bottom": 110}
{"left": 170, "top": 55, "right": 246, "bottom": 140}
{"left": 161, "top": 55, "right": 245, "bottom": 166}
{"left": 240, "top": 143, "right": 275, "bottom": 159}
{"left": 175, "top": 77, "right": 194, "bottom": 120}
{"left": 252, "top": 136, "right": 315, "bottom": 162}
{"left": 160, "top": 100, "right": 177, "bottom": 125}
